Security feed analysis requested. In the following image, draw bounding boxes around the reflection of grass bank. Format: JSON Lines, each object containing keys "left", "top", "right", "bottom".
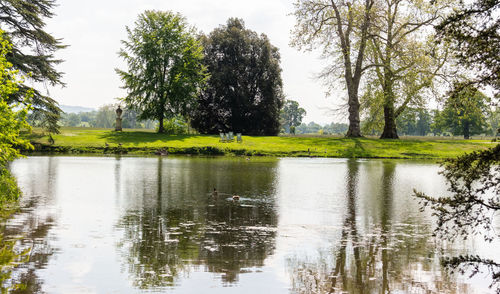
{"left": 22, "top": 127, "right": 497, "bottom": 159}
{"left": 0, "top": 171, "right": 28, "bottom": 292}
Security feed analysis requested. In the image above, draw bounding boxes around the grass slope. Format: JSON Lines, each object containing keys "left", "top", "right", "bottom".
{"left": 24, "top": 127, "right": 497, "bottom": 159}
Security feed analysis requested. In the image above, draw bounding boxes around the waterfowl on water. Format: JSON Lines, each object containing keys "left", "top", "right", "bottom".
{"left": 232, "top": 195, "right": 240, "bottom": 201}
{"left": 212, "top": 188, "right": 218, "bottom": 197}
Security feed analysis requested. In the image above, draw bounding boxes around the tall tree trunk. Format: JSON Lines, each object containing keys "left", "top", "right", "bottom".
{"left": 463, "top": 120, "right": 470, "bottom": 139}
{"left": 380, "top": 105, "right": 399, "bottom": 139}
{"left": 158, "top": 112, "right": 165, "bottom": 133}
{"left": 380, "top": 50, "right": 399, "bottom": 139}
{"left": 333, "top": 0, "right": 373, "bottom": 138}
{"left": 346, "top": 90, "right": 362, "bottom": 137}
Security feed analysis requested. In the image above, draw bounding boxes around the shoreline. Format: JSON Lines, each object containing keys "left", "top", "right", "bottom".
{"left": 22, "top": 128, "right": 498, "bottom": 160}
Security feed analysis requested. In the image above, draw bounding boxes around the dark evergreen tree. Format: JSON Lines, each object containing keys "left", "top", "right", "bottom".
{"left": 192, "top": 18, "right": 284, "bottom": 135}
{"left": 0, "top": 0, "right": 66, "bottom": 132}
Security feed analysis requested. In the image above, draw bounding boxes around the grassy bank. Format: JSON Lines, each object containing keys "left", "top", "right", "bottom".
{"left": 21, "top": 127, "right": 498, "bottom": 159}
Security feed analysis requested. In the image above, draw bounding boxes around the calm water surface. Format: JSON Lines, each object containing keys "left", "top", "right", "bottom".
{"left": 4, "top": 156, "right": 499, "bottom": 293}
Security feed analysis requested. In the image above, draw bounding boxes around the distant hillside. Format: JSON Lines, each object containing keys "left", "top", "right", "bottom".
{"left": 60, "top": 105, "right": 95, "bottom": 114}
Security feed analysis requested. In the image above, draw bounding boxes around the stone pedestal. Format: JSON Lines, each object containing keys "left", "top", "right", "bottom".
{"left": 115, "top": 118, "right": 122, "bottom": 131}
{"left": 115, "top": 105, "right": 123, "bottom": 131}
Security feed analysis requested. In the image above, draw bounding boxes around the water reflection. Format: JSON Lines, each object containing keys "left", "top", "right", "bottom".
{"left": 286, "top": 160, "right": 470, "bottom": 294}
{"left": 4, "top": 156, "right": 494, "bottom": 293}
{"left": 1, "top": 157, "right": 57, "bottom": 293}
{"left": 115, "top": 157, "right": 278, "bottom": 289}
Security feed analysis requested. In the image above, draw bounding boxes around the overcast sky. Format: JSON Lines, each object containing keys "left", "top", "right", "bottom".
{"left": 44, "top": 0, "right": 346, "bottom": 124}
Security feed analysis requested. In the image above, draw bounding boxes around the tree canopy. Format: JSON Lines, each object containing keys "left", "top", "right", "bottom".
{"left": 291, "top": 0, "right": 375, "bottom": 138}
{"left": 191, "top": 18, "right": 284, "bottom": 135}
{"left": 0, "top": 0, "right": 66, "bottom": 132}
{"left": 280, "top": 99, "right": 306, "bottom": 134}
{"left": 0, "top": 30, "right": 32, "bottom": 202}
{"left": 365, "top": 0, "right": 448, "bottom": 139}
{"left": 436, "top": 0, "right": 500, "bottom": 94}
{"left": 415, "top": 0, "right": 500, "bottom": 289}
{"left": 435, "top": 83, "right": 489, "bottom": 139}
{"left": 116, "top": 10, "right": 207, "bottom": 133}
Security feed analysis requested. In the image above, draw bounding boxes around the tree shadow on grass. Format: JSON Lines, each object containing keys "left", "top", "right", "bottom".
{"left": 338, "top": 139, "right": 368, "bottom": 158}
{"left": 98, "top": 131, "right": 217, "bottom": 145}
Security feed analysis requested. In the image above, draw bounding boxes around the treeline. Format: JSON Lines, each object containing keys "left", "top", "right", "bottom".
{"left": 364, "top": 106, "right": 500, "bottom": 137}
{"left": 291, "top": 122, "right": 349, "bottom": 135}
{"left": 293, "top": 106, "right": 500, "bottom": 137}
{"left": 57, "top": 105, "right": 156, "bottom": 129}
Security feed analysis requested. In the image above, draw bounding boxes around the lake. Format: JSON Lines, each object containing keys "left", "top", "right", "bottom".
{"left": 4, "top": 156, "right": 499, "bottom": 293}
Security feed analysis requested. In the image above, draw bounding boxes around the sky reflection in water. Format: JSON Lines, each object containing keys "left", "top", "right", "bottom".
{"left": 3, "top": 156, "right": 498, "bottom": 293}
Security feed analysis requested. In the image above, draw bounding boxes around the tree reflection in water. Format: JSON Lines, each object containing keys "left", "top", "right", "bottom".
{"left": 1, "top": 157, "right": 57, "bottom": 293}
{"left": 287, "top": 160, "right": 470, "bottom": 294}
{"left": 116, "top": 157, "right": 278, "bottom": 289}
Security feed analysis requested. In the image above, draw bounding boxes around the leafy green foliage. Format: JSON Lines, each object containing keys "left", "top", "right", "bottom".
{"left": 0, "top": 169, "right": 21, "bottom": 203}
{"left": 365, "top": 0, "right": 447, "bottom": 139}
{"left": 160, "top": 116, "right": 189, "bottom": 134}
{"left": 0, "top": 32, "right": 32, "bottom": 169}
{"left": 436, "top": 0, "right": 500, "bottom": 94}
{"left": 434, "top": 83, "right": 489, "bottom": 139}
{"left": 0, "top": 0, "right": 66, "bottom": 133}
{"left": 361, "top": 87, "right": 432, "bottom": 136}
{"left": 418, "top": 4, "right": 500, "bottom": 287}
{"left": 191, "top": 18, "right": 284, "bottom": 135}
{"left": 415, "top": 145, "right": 500, "bottom": 291}
{"left": 396, "top": 108, "right": 432, "bottom": 136}
{"left": 280, "top": 100, "right": 306, "bottom": 134}
{"left": 488, "top": 107, "right": 500, "bottom": 136}
{"left": 116, "top": 10, "right": 207, "bottom": 133}
{"left": 0, "top": 30, "right": 32, "bottom": 204}
{"left": 291, "top": 0, "right": 374, "bottom": 137}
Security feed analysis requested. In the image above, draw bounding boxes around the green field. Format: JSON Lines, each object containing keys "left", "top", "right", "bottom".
{"left": 23, "top": 127, "right": 498, "bottom": 159}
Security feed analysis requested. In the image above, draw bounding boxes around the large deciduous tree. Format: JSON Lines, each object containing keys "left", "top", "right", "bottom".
{"left": 280, "top": 99, "right": 306, "bottom": 134}
{"left": 436, "top": 83, "right": 489, "bottom": 139}
{"left": 116, "top": 10, "right": 207, "bottom": 133}
{"left": 291, "top": 0, "right": 375, "bottom": 138}
{"left": 191, "top": 18, "right": 284, "bottom": 135}
{"left": 0, "top": 0, "right": 65, "bottom": 133}
{"left": 366, "top": 0, "right": 448, "bottom": 139}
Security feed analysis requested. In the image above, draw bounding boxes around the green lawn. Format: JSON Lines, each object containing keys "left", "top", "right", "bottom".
{"left": 23, "top": 127, "right": 498, "bottom": 159}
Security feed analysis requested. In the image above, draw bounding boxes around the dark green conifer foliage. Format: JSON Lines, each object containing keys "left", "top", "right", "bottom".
{"left": 0, "top": 0, "right": 66, "bottom": 132}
